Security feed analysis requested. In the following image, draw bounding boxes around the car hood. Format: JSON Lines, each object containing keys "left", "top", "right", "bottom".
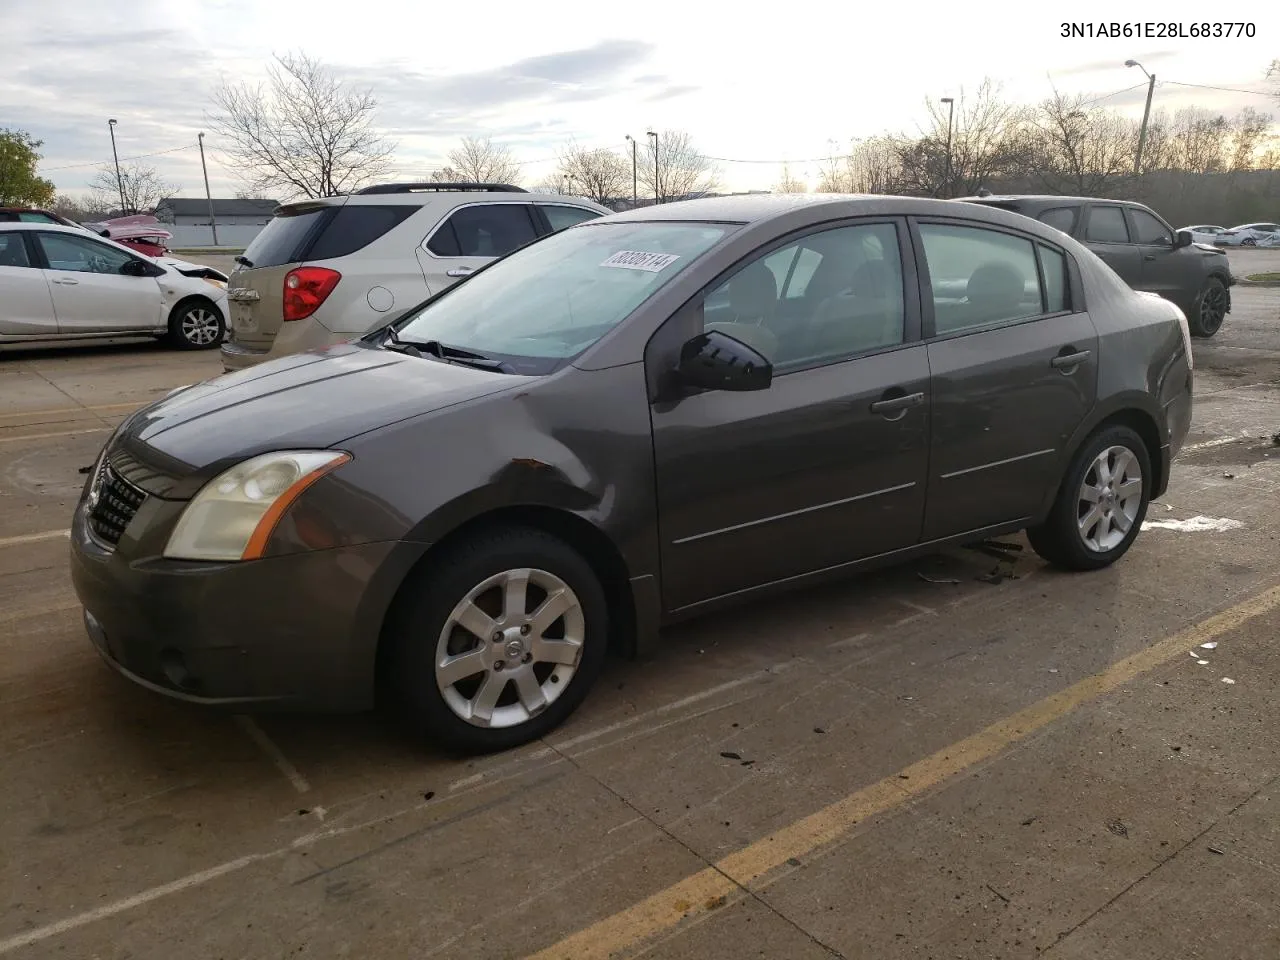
{"left": 112, "top": 343, "right": 526, "bottom": 496}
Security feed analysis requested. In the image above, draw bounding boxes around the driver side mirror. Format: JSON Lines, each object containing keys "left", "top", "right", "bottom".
{"left": 120, "top": 259, "right": 161, "bottom": 277}
{"left": 1174, "top": 230, "right": 1193, "bottom": 248}
{"left": 676, "top": 329, "right": 773, "bottom": 392}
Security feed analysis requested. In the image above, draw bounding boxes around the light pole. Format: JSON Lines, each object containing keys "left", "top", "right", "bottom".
{"left": 646, "top": 130, "right": 659, "bottom": 204}
{"left": 197, "top": 132, "right": 219, "bottom": 246}
{"left": 941, "top": 97, "right": 955, "bottom": 199}
{"left": 1126, "top": 59, "right": 1156, "bottom": 176}
{"left": 624, "top": 134, "right": 638, "bottom": 206}
{"left": 107, "top": 119, "right": 126, "bottom": 215}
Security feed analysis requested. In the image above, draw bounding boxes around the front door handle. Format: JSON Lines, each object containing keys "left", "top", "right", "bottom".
{"left": 1143, "top": 254, "right": 1156, "bottom": 261}
{"left": 869, "top": 391, "right": 925, "bottom": 418}
{"left": 446, "top": 267, "right": 475, "bottom": 278}
{"left": 1051, "top": 349, "right": 1091, "bottom": 370}
{"left": 51, "top": 277, "right": 79, "bottom": 285}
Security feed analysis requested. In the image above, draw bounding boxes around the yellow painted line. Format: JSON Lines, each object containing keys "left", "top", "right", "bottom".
{"left": 0, "top": 427, "right": 111, "bottom": 445}
{"left": 0, "top": 401, "right": 142, "bottom": 422}
{"left": 0, "top": 529, "right": 71, "bottom": 549}
{"left": 528, "top": 582, "right": 1280, "bottom": 960}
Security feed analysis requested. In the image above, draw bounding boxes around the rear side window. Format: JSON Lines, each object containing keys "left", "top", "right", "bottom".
{"left": 18, "top": 212, "right": 58, "bottom": 223}
{"left": 307, "top": 205, "right": 418, "bottom": 260}
{"left": 1040, "top": 244, "right": 1069, "bottom": 312}
{"left": 0, "top": 232, "right": 31, "bottom": 267}
{"left": 1131, "top": 210, "right": 1173, "bottom": 245}
{"left": 542, "top": 205, "right": 603, "bottom": 232}
{"left": 1038, "top": 207, "right": 1078, "bottom": 235}
{"left": 240, "top": 207, "right": 332, "bottom": 269}
{"left": 1086, "top": 206, "right": 1129, "bottom": 243}
{"left": 427, "top": 204, "right": 539, "bottom": 257}
{"left": 920, "top": 224, "right": 1044, "bottom": 334}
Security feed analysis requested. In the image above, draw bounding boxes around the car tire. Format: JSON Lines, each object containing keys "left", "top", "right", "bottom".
{"left": 1026, "top": 424, "right": 1151, "bottom": 572}
{"left": 167, "top": 297, "right": 226, "bottom": 350}
{"left": 1189, "top": 277, "right": 1228, "bottom": 338}
{"left": 1241, "top": 237, "right": 1256, "bottom": 247}
{"left": 387, "top": 527, "right": 609, "bottom": 755}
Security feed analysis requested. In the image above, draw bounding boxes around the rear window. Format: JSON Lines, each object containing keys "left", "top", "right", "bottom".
{"left": 239, "top": 207, "right": 332, "bottom": 269}
{"left": 307, "top": 205, "right": 419, "bottom": 260}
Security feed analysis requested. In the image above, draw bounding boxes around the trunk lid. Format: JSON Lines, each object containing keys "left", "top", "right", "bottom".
{"left": 227, "top": 200, "right": 339, "bottom": 349}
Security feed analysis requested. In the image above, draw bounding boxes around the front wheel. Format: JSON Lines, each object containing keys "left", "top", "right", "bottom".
{"left": 1189, "top": 277, "right": 1228, "bottom": 338}
{"left": 1027, "top": 425, "right": 1151, "bottom": 571}
{"left": 387, "top": 528, "right": 609, "bottom": 754}
{"left": 1241, "top": 237, "right": 1257, "bottom": 247}
{"left": 167, "top": 299, "right": 226, "bottom": 350}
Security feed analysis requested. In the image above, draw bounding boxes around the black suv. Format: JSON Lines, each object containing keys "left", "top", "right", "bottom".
{"left": 957, "top": 195, "right": 1233, "bottom": 337}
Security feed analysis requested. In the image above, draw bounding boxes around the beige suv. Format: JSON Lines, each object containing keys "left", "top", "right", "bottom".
{"left": 219, "top": 183, "right": 610, "bottom": 372}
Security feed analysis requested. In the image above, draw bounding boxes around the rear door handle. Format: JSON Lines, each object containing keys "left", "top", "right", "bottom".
{"left": 1051, "top": 350, "right": 1091, "bottom": 369}
{"left": 446, "top": 267, "right": 475, "bottom": 278}
{"left": 51, "top": 277, "right": 79, "bottom": 285}
{"left": 869, "top": 391, "right": 925, "bottom": 417}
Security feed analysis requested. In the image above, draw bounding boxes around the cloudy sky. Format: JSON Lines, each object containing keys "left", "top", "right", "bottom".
{"left": 1, "top": 0, "right": 1276, "bottom": 202}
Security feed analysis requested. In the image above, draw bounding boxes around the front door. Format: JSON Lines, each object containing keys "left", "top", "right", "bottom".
{"left": 0, "top": 232, "right": 57, "bottom": 336}
{"left": 416, "top": 203, "right": 541, "bottom": 294}
{"left": 1127, "top": 207, "right": 1186, "bottom": 304}
{"left": 1081, "top": 204, "right": 1142, "bottom": 288}
{"left": 33, "top": 232, "right": 160, "bottom": 333}
{"left": 915, "top": 220, "right": 1098, "bottom": 540}
{"left": 648, "top": 219, "right": 931, "bottom": 613}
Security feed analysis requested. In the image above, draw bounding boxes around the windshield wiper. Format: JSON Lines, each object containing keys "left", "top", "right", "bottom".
{"left": 382, "top": 328, "right": 511, "bottom": 372}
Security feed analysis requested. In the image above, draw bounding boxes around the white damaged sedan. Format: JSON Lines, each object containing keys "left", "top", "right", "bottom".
{"left": 0, "top": 223, "right": 228, "bottom": 350}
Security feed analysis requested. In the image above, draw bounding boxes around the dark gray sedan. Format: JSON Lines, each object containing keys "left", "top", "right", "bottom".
{"left": 69, "top": 194, "right": 1194, "bottom": 753}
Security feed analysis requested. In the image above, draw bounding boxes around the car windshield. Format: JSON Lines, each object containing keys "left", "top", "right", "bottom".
{"left": 393, "top": 220, "right": 731, "bottom": 373}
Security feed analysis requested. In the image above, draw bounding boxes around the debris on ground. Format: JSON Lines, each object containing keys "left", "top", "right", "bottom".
{"left": 1222, "top": 677, "right": 1237, "bottom": 685}
{"left": 965, "top": 540, "right": 1024, "bottom": 562}
{"left": 719, "top": 751, "right": 742, "bottom": 760}
{"left": 1208, "top": 844, "right": 1226, "bottom": 855}
{"left": 1223, "top": 472, "right": 1235, "bottom": 479}
{"left": 77, "top": 465, "right": 93, "bottom": 474}
{"left": 1106, "top": 819, "right": 1129, "bottom": 838}
{"left": 918, "top": 572, "right": 961, "bottom": 585}
{"left": 1201, "top": 641, "right": 1219, "bottom": 650}
{"left": 1142, "top": 515, "right": 1245, "bottom": 533}
{"left": 977, "top": 566, "right": 1019, "bottom": 584}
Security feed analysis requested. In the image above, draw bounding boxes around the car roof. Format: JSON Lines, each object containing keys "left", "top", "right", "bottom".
{"left": 600, "top": 192, "right": 1019, "bottom": 226}
{"left": 0, "top": 222, "right": 87, "bottom": 233}
{"left": 278, "top": 190, "right": 611, "bottom": 213}
{"left": 954, "top": 194, "right": 1150, "bottom": 208}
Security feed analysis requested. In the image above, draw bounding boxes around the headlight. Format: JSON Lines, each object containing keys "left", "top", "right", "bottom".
{"left": 203, "top": 277, "right": 227, "bottom": 290}
{"left": 163, "top": 450, "right": 351, "bottom": 562}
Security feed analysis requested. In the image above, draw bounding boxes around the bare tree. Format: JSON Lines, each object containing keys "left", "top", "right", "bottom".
{"left": 773, "top": 164, "right": 807, "bottom": 193}
{"left": 555, "top": 142, "right": 629, "bottom": 204}
{"left": 639, "top": 130, "right": 719, "bottom": 202}
{"left": 892, "top": 80, "right": 1031, "bottom": 197}
{"left": 817, "top": 138, "right": 901, "bottom": 194}
{"left": 434, "top": 136, "right": 520, "bottom": 184}
{"left": 89, "top": 161, "right": 176, "bottom": 214}
{"left": 1226, "top": 108, "right": 1275, "bottom": 171}
{"left": 1025, "top": 92, "right": 1136, "bottom": 196}
{"left": 209, "top": 52, "right": 395, "bottom": 199}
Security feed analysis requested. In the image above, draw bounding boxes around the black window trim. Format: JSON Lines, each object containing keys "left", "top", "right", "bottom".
{"left": 1036, "top": 204, "right": 1081, "bottom": 236}
{"left": 0, "top": 228, "right": 39, "bottom": 269}
{"left": 646, "top": 215, "right": 922, "bottom": 393}
{"left": 420, "top": 201, "right": 542, "bottom": 260}
{"left": 908, "top": 215, "right": 1083, "bottom": 343}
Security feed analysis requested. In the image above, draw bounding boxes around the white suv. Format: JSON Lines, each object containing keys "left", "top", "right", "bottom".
{"left": 219, "top": 183, "right": 611, "bottom": 371}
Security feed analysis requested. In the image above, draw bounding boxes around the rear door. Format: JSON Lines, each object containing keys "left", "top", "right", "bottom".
{"left": 415, "top": 203, "right": 540, "bottom": 293}
{"left": 0, "top": 232, "right": 58, "bottom": 335}
{"left": 226, "top": 203, "right": 334, "bottom": 351}
{"left": 1081, "top": 204, "right": 1142, "bottom": 286}
{"left": 914, "top": 218, "right": 1098, "bottom": 540}
{"left": 32, "top": 231, "right": 161, "bottom": 333}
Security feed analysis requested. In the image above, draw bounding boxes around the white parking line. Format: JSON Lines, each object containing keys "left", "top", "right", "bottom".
{"left": 0, "top": 529, "right": 71, "bottom": 550}
{"left": 0, "top": 427, "right": 110, "bottom": 445}
{"left": 0, "top": 401, "right": 142, "bottom": 422}
{"left": 234, "top": 716, "right": 312, "bottom": 794}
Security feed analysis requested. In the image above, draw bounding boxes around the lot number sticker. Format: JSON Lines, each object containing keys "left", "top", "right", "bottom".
{"left": 600, "top": 250, "right": 681, "bottom": 272}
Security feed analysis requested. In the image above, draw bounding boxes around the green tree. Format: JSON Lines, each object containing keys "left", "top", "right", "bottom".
{"left": 0, "top": 128, "right": 56, "bottom": 206}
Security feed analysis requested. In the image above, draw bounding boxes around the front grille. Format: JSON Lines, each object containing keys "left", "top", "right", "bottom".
{"left": 88, "top": 461, "right": 147, "bottom": 547}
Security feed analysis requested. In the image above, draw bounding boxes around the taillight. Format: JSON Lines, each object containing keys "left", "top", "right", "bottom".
{"left": 282, "top": 267, "right": 341, "bottom": 321}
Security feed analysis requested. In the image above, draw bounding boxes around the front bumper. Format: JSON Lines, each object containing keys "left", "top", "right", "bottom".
{"left": 69, "top": 500, "right": 423, "bottom": 711}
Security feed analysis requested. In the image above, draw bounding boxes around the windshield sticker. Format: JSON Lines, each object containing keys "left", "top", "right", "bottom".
{"left": 600, "top": 250, "right": 681, "bottom": 272}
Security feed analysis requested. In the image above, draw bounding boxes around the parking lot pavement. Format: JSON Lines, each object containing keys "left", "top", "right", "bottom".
{"left": 2, "top": 264, "right": 1279, "bottom": 959}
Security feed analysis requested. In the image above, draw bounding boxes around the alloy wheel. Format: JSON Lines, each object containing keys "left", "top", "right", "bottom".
{"left": 1199, "top": 284, "right": 1227, "bottom": 335}
{"left": 1076, "top": 445, "right": 1143, "bottom": 553}
{"left": 434, "top": 567, "right": 585, "bottom": 728}
{"left": 181, "top": 307, "right": 222, "bottom": 346}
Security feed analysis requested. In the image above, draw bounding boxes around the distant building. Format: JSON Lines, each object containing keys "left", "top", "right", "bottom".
{"left": 154, "top": 198, "right": 280, "bottom": 227}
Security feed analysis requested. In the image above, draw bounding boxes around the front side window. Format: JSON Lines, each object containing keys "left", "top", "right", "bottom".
{"left": 426, "top": 205, "right": 540, "bottom": 258}
{"left": 396, "top": 221, "right": 730, "bottom": 371}
{"left": 1131, "top": 209, "right": 1173, "bottom": 245}
{"left": 1085, "top": 206, "right": 1130, "bottom": 244}
{"left": 0, "top": 232, "right": 31, "bottom": 267}
{"left": 37, "top": 233, "right": 134, "bottom": 274}
{"left": 699, "top": 222, "right": 905, "bottom": 369}
{"left": 920, "top": 223, "right": 1044, "bottom": 334}
{"left": 542, "top": 205, "right": 604, "bottom": 232}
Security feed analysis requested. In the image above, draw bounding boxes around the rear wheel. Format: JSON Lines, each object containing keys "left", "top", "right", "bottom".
{"left": 1027, "top": 425, "right": 1151, "bottom": 571}
{"left": 1241, "top": 237, "right": 1257, "bottom": 247}
{"left": 1189, "top": 277, "right": 1228, "bottom": 338}
{"left": 387, "top": 528, "right": 609, "bottom": 754}
{"left": 167, "top": 298, "right": 225, "bottom": 350}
